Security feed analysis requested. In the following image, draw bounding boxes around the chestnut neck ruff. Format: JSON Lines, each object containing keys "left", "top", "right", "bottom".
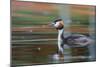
{"left": 56, "top": 22, "right": 64, "bottom": 30}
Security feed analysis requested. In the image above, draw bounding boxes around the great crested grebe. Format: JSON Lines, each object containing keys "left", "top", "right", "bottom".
{"left": 51, "top": 19, "right": 93, "bottom": 55}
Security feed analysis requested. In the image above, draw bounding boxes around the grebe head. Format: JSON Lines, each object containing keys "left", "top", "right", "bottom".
{"left": 52, "top": 19, "right": 64, "bottom": 30}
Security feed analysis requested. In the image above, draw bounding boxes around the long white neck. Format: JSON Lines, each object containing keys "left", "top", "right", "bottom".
{"left": 57, "top": 29, "right": 64, "bottom": 53}
{"left": 58, "top": 29, "right": 64, "bottom": 41}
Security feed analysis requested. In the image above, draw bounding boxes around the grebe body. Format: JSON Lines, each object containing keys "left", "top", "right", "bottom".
{"left": 52, "top": 19, "right": 92, "bottom": 54}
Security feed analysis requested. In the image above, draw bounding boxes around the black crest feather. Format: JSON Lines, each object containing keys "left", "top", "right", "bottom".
{"left": 54, "top": 19, "right": 62, "bottom": 23}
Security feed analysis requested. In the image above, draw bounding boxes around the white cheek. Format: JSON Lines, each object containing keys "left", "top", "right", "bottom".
{"left": 54, "top": 22, "right": 60, "bottom": 27}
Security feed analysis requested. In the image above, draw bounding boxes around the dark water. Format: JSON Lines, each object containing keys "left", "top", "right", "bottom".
{"left": 12, "top": 31, "right": 95, "bottom": 66}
